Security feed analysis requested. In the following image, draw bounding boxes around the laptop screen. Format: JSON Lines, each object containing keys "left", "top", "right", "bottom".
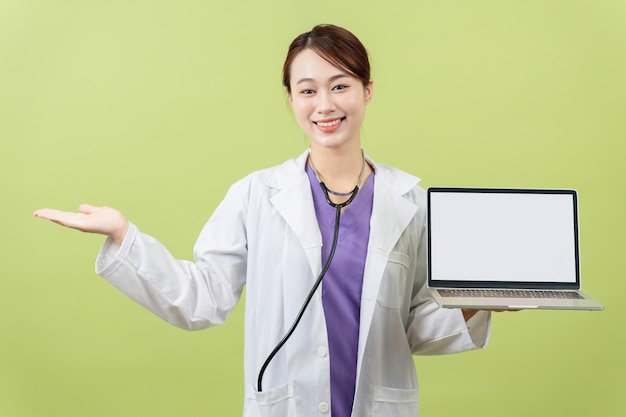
{"left": 427, "top": 188, "right": 580, "bottom": 289}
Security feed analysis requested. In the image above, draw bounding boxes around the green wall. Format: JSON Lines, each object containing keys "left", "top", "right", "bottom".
{"left": 1, "top": 1, "right": 624, "bottom": 416}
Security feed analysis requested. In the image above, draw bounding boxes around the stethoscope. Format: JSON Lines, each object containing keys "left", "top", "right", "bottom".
{"left": 257, "top": 150, "right": 366, "bottom": 392}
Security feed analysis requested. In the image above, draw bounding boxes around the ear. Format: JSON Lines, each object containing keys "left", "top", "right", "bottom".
{"left": 364, "top": 79, "right": 374, "bottom": 104}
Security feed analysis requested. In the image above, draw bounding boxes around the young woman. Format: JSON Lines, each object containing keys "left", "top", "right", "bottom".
{"left": 35, "top": 24, "right": 490, "bottom": 417}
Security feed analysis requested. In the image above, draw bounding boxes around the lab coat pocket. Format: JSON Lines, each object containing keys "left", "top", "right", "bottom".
{"left": 245, "top": 382, "right": 297, "bottom": 417}
{"left": 372, "top": 385, "right": 419, "bottom": 416}
{"left": 377, "top": 251, "right": 410, "bottom": 309}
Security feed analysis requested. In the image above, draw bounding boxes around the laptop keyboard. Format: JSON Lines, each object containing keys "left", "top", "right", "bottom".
{"left": 438, "top": 289, "right": 584, "bottom": 299}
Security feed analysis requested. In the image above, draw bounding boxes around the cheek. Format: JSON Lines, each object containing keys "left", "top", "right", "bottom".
{"left": 292, "top": 102, "right": 312, "bottom": 123}
{"left": 342, "top": 93, "right": 365, "bottom": 110}
{"left": 346, "top": 98, "right": 366, "bottom": 120}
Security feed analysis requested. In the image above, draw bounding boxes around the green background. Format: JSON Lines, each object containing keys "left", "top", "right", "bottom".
{"left": 1, "top": 0, "right": 624, "bottom": 416}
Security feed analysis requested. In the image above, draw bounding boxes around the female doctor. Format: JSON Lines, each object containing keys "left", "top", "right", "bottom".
{"left": 35, "top": 24, "right": 491, "bottom": 417}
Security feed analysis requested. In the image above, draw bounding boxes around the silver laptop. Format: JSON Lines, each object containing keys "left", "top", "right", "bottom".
{"left": 427, "top": 187, "right": 604, "bottom": 310}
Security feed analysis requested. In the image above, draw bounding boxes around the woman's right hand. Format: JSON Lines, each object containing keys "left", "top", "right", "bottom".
{"left": 34, "top": 204, "right": 129, "bottom": 245}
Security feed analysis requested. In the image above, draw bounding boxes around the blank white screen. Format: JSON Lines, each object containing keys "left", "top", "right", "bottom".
{"left": 429, "top": 191, "right": 577, "bottom": 283}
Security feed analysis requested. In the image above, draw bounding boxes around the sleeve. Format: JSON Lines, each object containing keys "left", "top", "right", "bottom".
{"left": 406, "top": 208, "right": 491, "bottom": 355}
{"left": 95, "top": 183, "right": 249, "bottom": 331}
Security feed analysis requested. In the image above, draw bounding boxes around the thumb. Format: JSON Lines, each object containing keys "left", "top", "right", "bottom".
{"left": 79, "top": 204, "right": 96, "bottom": 214}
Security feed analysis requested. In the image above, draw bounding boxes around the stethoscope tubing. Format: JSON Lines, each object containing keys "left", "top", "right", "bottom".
{"left": 257, "top": 186, "right": 358, "bottom": 392}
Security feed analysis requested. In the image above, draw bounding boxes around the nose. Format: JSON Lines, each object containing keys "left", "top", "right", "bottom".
{"left": 316, "top": 91, "right": 335, "bottom": 114}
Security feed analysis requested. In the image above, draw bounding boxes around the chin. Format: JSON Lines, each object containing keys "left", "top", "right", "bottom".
{"left": 310, "top": 138, "right": 349, "bottom": 150}
{"left": 310, "top": 133, "right": 359, "bottom": 149}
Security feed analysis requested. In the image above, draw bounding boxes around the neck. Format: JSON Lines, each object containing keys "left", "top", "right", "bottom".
{"left": 308, "top": 145, "right": 364, "bottom": 184}
{"left": 308, "top": 145, "right": 370, "bottom": 200}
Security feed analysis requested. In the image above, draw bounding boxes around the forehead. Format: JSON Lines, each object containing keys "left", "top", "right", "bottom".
{"left": 290, "top": 49, "right": 347, "bottom": 82}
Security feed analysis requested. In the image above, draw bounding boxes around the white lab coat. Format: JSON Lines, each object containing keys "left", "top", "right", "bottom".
{"left": 96, "top": 150, "right": 490, "bottom": 417}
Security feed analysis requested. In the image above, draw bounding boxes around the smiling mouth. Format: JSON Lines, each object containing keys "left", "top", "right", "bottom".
{"left": 314, "top": 117, "right": 345, "bottom": 127}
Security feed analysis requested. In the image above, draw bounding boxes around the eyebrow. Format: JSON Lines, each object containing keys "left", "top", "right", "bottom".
{"left": 296, "top": 73, "right": 350, "bottom": 85}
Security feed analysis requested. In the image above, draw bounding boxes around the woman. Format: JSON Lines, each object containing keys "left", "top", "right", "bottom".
{"left": 35, "top": 24, "right": 490, "bottom": 417}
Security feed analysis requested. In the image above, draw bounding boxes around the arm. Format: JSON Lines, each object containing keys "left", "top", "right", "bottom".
{"left": 34, "top": 194, "right": 248, "bottom": 330}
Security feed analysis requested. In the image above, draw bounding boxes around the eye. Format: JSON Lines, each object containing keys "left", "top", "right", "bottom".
{"left": 300, "top": 89, "right": 315, "bottom": 95}
{"left": 332, "top": 84, "right": 349, "bottom": 91}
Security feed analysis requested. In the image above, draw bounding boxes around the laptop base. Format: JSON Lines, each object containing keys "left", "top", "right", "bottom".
{"left": 429, "top": 288, "right": 605, "bottom": 311}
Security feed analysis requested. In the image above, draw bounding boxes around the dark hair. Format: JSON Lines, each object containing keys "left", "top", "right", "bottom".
{"left": 282, "top": 24, "right": 371, "bottom": 93}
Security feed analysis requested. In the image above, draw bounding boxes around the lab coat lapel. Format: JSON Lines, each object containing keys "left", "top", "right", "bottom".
{"left": 268, "top": 152, "right": 322, "bottom": 279}
{"left": 357, "top": 165, "right": 419, "bottom": 378}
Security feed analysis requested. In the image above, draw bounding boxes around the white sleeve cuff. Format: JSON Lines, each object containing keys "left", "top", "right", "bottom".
{"left": 95, "top": 222, "right": 137, "bottom": 277}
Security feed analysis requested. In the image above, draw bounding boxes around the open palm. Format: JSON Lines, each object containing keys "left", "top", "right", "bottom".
{"left": 34, "top": 204, "right": 128, "bottom": 244}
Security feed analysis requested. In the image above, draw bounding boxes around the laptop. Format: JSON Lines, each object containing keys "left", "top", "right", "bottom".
{"left": 426, "top": 187, "right": 604, "bottom": 310}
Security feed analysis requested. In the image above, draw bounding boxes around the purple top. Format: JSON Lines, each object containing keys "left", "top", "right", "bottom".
{"left": 306, "top": 163, "right": 374, "bottom": 417}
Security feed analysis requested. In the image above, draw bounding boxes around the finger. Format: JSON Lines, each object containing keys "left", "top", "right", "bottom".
{"left": 34, "top": 208, "right": 84, "bottom": 228}
{"left": 34, "top": 208, "right": 69, "bottom": 220}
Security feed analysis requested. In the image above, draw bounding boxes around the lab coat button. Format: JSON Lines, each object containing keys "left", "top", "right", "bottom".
{"left": 317, "top": 346, "right": 327, "bottom": 357}
{"left": 318, "top": 402, "right": 329, "bottom": 413}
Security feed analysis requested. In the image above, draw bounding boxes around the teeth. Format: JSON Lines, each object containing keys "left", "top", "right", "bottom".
{"left": 317, "top": 119, "right": 341, "bottom": 127}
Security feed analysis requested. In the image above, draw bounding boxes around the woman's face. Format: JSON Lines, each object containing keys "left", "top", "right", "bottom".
{"left": 288, "top": 49, "right": 373, "bottom": 152}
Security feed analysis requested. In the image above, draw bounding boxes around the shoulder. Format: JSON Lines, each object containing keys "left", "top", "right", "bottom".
{"left": 227, "top": 151, "right": 308, "bottom": 195}
{"left": 369, "top": 158, "right": 426, "bottom": 203}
